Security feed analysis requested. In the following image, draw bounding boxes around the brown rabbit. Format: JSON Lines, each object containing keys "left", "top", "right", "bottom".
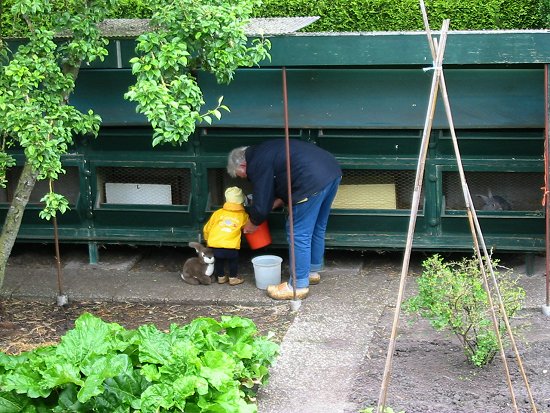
{"left": 180, "top": 242, "right": 215, "bottom": 285}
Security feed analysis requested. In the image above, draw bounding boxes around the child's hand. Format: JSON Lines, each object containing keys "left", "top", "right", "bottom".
{"left": 243, "top": 220, "right": 258, "bottom": 234}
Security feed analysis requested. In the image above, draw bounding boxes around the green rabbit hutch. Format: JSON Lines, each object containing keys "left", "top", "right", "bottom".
{"left": 2, "top": 26, "right": 549, "bottom": 263}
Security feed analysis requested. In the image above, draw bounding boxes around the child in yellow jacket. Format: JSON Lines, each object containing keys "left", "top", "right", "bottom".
{"left": 203, "top": 187, "right": 249, "bottom": 285}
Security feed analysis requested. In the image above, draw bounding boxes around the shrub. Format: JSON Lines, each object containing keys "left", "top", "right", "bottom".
{"left": 0, "top": 0, "right": 546, "bottom": 37}
{"left": 404, "top": 253, "right": 525, "bottom": 367}
{"left": 254, "top": 0, "right": 544, "bottom": 31}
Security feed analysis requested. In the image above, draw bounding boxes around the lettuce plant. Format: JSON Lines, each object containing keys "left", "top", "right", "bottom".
{"left": 0, "top": 313, "right": 279, "bottom": 412}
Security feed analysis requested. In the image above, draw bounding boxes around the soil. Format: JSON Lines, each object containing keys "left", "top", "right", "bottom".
{"left": 1, "top": 246, "right": 550, "bottom": 413}
{"left": 3, "top": 303, "right": 549, "bottom": 413}
{"left": 0, "top": 299, "right": 294, "bottom": 355}
{"left": 347, "top": 278, "right": 550, "bottom": 413}
{"left": 0, "top": 243, "right": 295, "bottom": 354}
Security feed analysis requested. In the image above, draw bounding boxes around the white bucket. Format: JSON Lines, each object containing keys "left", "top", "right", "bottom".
{"left": 251, "top": 255, "right": 282, "bottom": 290}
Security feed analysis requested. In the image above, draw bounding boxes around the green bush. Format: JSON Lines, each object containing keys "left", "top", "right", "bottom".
{"left": 254, "top": 0, "right": 544, "bottom": 31}
{"left": 1, "top": 0, "right": 546, "bottom": 37}
{"left": 105, "top": 0, "right": 154, "bottom": 18}
{"left": 541, "top": 0, "right": 550, "bottom": 27}
{"left": 0, "top": 0, "right": 154, "bottom": 38}
{"left": 404, "top": 254, "right": 525, "bottom": 367}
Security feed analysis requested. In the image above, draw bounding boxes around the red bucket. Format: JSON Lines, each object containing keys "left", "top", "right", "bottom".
{"left": 245, "top": 221, "right": 272, "bottom": 250}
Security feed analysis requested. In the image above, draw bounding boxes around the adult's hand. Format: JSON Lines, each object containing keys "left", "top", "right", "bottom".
{"left": 272, "top": 198, "right": 284, "bottom": 210}
{"left": 243, "top": 220, "right": 258, "bottom": 234}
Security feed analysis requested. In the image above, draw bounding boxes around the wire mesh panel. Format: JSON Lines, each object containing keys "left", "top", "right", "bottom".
{"left": 97, "top": 167, "right": 191, "bottom": 206}
{"left": 443, "top": 171, "right": 543, "bottom": 212}
{"left": 207, "top": 168, "right": 421, "bottom": 210}
{"left": 335, "top": 169, "right": 422, "bottom": 210}
{"left": 207, "top": 169, "right": 253, "bottom": 208}
{"left": 0, "top": 166, "right": 80, "bottom": 205}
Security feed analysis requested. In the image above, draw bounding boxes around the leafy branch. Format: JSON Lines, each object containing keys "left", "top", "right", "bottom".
{"left": 0, "top": 0, "right": 115, "bottom": 219}
{"left": 125, "top": 0, "right": 271, "bottom": 146}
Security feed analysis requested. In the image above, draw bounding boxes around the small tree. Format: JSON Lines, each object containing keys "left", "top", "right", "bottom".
{"left": 0, "top": 0, "right": 270, "bottom": 289}
{"left": 0, "top": 0, "right": 117, "bottom": 287}
{"left": 404, "top": 253, "right": 525, "bottom": 367}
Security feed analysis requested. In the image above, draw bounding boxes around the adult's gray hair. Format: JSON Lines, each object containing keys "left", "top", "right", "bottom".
{"left": 227, "top": 146, "right": 248, "bottom": 178}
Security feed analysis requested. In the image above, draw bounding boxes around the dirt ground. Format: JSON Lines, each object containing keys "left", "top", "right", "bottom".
{"left": 1, "top": 246, "right": 550, "bottom": 413}
{"left": 347, "top": 261, "right": 550, "bottom": 413}
{"left": 0, "top": 243, "right": 296, "bottom": 354}
{"left": 0, "top": 299, "right": 294, "bottom": 355}
{"left": 3, "top": 303, "right": 548, "bottom": 413}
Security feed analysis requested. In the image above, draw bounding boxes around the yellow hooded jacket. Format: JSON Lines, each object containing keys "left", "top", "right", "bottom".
{"left": 203, "top": 202, "right": 249, "bottom": 249}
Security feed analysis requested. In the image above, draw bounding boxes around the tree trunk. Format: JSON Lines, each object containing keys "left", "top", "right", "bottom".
{"left": 0, "top": 161, "right": 38, "bottom": 288}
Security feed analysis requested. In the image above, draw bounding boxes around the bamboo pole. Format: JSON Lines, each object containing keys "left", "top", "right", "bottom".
{"left": 418, "top": 1, "right": 537, "bottom": 410}
{"left": 376, "top": 18, "right": 450, "bottom": 413}
{"left": 545, "top": 64, "right": 550, "bottom": 312}
{"left": 378, "top": 3, "right": 538, "bottom": 411}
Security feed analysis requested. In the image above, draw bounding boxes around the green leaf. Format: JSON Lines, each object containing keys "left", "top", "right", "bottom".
{"left": 55, "top": 383, "right": 89, "bottom": 412}
{"left": 199, "top": 351, "right": 235, "bottom": 390}
{"left": 0, "top": 391, "right": 31, "bottom": 412}
{"left": 212, "top": 109, "right": 222, "bottom": 120}
{"left": 56, "top": 313, "right": 122, "bottom": 367}
{"left": 93, "top": 369, "right": 150, "bottom": 411}
{"left": 137, "top": 324, "right": 174, "bottom": 365}
{"left": 140, "top": 383, "right": 176, "bottom": 413}
{"left": 2, "top": 349, "right": 55, "bottom": 398}
{"left": 140, "top": 364, "right": 160, "bottom": 382}
{"left": 41, "top": 361, "right": 83, "bottom": 388}
{"left": 77, "top": 354, "right": 132, "bottom": 403}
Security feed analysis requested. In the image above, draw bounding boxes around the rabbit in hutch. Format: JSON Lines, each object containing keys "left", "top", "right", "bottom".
{"left": 180, "top": 242, "right": 215, "bottom": 285}
{"left": 476, "top": 189, "right": 512, "bottom": 211}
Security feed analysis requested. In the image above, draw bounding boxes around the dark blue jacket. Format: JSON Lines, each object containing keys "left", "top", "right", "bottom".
{"left": 245, "top": 139, "right": 341, "bottom": 225}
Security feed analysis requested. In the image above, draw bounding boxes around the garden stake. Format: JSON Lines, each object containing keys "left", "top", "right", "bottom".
{"left": 419, "top": 1, "right": 536, "bottom": 410}
{"left": 53, "top": 215, "right": 67, "bottom": 306}
{"left": 281, "top": 66, "right": 300, "bottom": 311}
{"left": 457, "top": 95, "right": 537, "bottom": 412}
{"left": 544, "top": 63, "right": 550, "bottom": 317}
{"left": 418, "top": 6, "right": 519, "bottom": 411}
{"left": 378, "top": 3, "right": 538, "bottom": 412}
{"left": 376, "top": 17, "right": 450, "bottom": 413}
{"left": 51, "top": 180, "right": 68, "bottom": 307}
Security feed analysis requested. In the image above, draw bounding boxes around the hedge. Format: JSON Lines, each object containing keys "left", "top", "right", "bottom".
{"left": 0, "top": 0, "right": 547, "bottom": 37}
{"left": 254, "top": 0, "right": 545, "bottom": 31}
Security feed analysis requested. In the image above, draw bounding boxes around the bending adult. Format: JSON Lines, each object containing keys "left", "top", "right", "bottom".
{"left": 227, "top": 139, "right": 341, "bottom": 300}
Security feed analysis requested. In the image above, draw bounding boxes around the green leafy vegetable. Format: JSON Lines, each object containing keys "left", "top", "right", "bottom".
{"left": 0, "top": 313, "right": 279, "bottom": 412}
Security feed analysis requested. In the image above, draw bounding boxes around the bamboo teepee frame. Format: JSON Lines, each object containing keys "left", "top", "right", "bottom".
{"left": 376, "top": 3, "right": 538, "bottom": 412}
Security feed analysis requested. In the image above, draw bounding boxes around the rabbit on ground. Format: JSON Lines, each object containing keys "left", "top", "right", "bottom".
{"left": 476, "top": 189, "right": 511, "bottom": 211}
{"left": 180, "top": 242, "right": 215, "bottom": 285}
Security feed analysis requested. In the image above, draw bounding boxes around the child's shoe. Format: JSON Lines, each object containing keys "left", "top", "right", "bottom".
{"left": 217, "top": 276, "right": 228, "bottom": 284}
{"left": 228, "top": 276, "right": 244, "bottom": 286}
